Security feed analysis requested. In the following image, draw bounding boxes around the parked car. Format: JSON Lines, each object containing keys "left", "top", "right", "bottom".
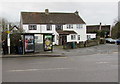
{"left": 105, "top": 38, "right": 116, "bottom": 44}
{"left": 116, "top": 39, "right": 120, "bottom": 45}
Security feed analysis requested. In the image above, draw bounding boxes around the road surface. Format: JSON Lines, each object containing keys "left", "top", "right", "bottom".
{"left": 2, "top": 44, "right": 118, "bottom": 82}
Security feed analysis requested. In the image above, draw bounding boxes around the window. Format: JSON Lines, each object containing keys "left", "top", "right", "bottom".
{"left": 87, "top": 35, "right": 91, "bottom": 40}
{"left": 47, "top": 24, "right": 52, "bottom": 30}
{"left": 67, "top": 24, "right": 73, "bottom": 29}
{"left": 77, "top": 24, "right": 83, "bottom": 29}
{"left": 78, "top": 35, "right": 80, "bottom": 40}
{"left": 56, "top": 24, "right": 63, "bottom": 30}
{"left": 29, "top": 25, "right": 37, "bottom": 30}
{"left": 71, "top": 35, "right": 76, "bottom": 40}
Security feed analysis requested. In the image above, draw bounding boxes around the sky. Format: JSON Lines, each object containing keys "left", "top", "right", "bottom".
{"left": 0, "top": 0, "right": 119, "bottom": 25}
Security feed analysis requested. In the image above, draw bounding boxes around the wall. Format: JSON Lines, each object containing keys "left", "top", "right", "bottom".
{"left": 67, "top": 34, "right": 77, "bottom": 42}
{"left": 63, "top": 24, "right": 87, "bottom": 43}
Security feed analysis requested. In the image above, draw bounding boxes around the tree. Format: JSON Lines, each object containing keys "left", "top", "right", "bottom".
{"left": 111, "top": 21, "right": 120, "bottom": 39}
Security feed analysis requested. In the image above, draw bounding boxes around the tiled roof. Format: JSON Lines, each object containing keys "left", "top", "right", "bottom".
{"left": 21, "top": 12, "right": 85, "bottom": 24}
{"left": 86, "top": 25, "right": 111, "bottom": 33}
{"left": 57, "top": 30, "right": 77, "bottom": 35}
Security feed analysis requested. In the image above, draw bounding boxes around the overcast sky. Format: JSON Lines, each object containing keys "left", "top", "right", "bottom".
{"left": 0, "top": 0, "right": 118, "bottom": 25}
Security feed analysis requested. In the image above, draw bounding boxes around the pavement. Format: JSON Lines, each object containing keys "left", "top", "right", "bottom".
{"left": 1, "top": 44, "right": 119, "bottom": 58}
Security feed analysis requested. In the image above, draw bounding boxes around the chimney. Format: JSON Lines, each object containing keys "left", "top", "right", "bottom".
{"left": 45, "top": 9, "right": 49, "bottom": 15}
{"left": 75, "top": 11, "right": 79, "bottom": 15}
{"left": 99, "top": 22, "right": 102, "bottom": 31}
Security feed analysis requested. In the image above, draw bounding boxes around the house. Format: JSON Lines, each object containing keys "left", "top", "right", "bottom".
{"left": 20, "top": 9, "right": 87, "bottom": 46}
{"left": 86, "top": 23, "right": 111, "bottom": 37}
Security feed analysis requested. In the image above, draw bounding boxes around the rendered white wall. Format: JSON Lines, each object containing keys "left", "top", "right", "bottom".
{"left": 67, "top": 34, "right": 77, "bottom": 42}
{"left": 22, "top": 24, "right": 87, "bottom": 45}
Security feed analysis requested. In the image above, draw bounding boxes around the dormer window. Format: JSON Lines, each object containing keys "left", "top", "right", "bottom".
{"left": 29, "top": 25, "right": 37, "bottom": 30}
{"left": 67, "top": 24, "right": 73, "bottom": 29}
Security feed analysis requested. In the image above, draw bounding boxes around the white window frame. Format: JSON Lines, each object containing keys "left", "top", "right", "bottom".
{"left": 78, "top": 35, "right": 80, "bottom": 40}
{"left": 71, "top": 35, "right": 76, "bottom": 40}
{"left": 67, "top": 24, "right": 73, "bottom": 29}
{"left": 77, "top": 24, "right": 83, "bottom": 29}
{"left": 47, "top": 24, "right": 52, "bottom": 30}
{"left": 29, "top": 25, "right": 37, "bottom": 30}
{"left": 56, "top": 24, "right": 63, "bottom": 30}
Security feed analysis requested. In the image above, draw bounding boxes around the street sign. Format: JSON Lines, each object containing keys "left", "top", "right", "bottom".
{"left": 6, "top": 31, "right": 11, "bottom": 34}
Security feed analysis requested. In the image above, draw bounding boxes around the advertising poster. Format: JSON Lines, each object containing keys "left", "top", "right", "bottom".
{"left": 44, "top": 35, "right": 53, "bottom": 51}
{"left": 25, "top": 35, "right": 34, "bottom": 52}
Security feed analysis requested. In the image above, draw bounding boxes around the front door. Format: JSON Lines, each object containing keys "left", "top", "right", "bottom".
{"left": 59, "top": 35, "right": 67, "bottom": 45}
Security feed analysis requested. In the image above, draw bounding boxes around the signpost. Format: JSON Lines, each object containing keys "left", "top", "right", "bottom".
{"left": 7, "top": 24, "right": 10, "bottom": 54}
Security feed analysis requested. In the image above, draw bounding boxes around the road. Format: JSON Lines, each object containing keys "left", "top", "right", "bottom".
{"left": 2, "top": 44, "right": 118, "bottom": 82}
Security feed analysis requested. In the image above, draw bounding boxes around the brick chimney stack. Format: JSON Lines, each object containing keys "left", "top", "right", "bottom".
{"left": 99, "top": 22, "right": 102, "bottom": 31}
{"left": 75, "top": 10, "right": 79, "bottom": 15}
{"left": 45, "top": 9, "right": 49, "bottom": 15}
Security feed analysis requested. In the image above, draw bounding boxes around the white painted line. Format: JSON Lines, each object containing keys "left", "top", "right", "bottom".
{"left": 96, "top": 62, "right": 109, "bottom": 64}
{"left": 8, "top": 68, "right": 72, "bottom": 72}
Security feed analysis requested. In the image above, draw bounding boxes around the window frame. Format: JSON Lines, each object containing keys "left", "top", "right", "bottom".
{"left": 67, "top": 24, "right": 73, "bottom": 29}
{"left": 29, "top": 25, "right": 37, "bottom": 30}
{"left": 78, "top": 35, "right": 80, "bottom": 40}
{"left": 71, "top": 35, "right": 76, "bottom": 40}
{"left": 77, "top": 24, "right": 83, "bottom": 29}
{"left": 47, "top": 24, "right": 52, "bottom": 30}
{"left": 55, "top": 24, "right": 63, "bottom": 30}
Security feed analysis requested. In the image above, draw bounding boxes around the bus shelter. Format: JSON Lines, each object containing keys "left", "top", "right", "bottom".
{"left": 21, "top": 33, "right": 53, "bottom": 54}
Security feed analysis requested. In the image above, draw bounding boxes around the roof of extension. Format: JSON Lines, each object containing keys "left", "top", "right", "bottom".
{"left": 21, "top": 11, "right": 86, "bottom": 24}
{"left": 56, "top": 30, "right": 77, "bottom": 35}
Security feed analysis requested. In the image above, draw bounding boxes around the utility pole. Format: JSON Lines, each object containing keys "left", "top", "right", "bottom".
{"left": 7, "top": 24, "right": 10, "bottom": 54}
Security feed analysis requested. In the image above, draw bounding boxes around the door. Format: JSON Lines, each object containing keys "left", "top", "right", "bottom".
{"left": 59, "top": 35, "right": 67, "bottom": 45}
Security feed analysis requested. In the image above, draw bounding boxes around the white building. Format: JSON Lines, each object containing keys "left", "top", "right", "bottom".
{"left": 20, "top": 9, "right": 87, "bottom": 45}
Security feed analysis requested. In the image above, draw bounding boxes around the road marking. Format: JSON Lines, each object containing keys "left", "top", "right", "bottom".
{"left": 8, "top": 68, "right": 72, "bottom": 72}
{"left": 53, "top": 56, "right": 68, "bottom": 58}
{"left": 96, "top": 62, "right": 109, "bottom": 64}
{"left": 113, "top": 52, "right": 118, "bottom": 53}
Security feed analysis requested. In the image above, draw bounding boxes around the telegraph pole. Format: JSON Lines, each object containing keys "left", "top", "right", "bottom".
{"left": 7, "top": 24, "right": 10, "bottom": 54}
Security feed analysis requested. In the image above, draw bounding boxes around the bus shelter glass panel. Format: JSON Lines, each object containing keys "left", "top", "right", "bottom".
{"left": 44, "top": 35, "right": 53, "bottom": 51}
{"left": 35, "top": 34, "right": 43, "bottom": 52}
{"left": 24, "top": 35, "right": 34, "bottom": 52}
